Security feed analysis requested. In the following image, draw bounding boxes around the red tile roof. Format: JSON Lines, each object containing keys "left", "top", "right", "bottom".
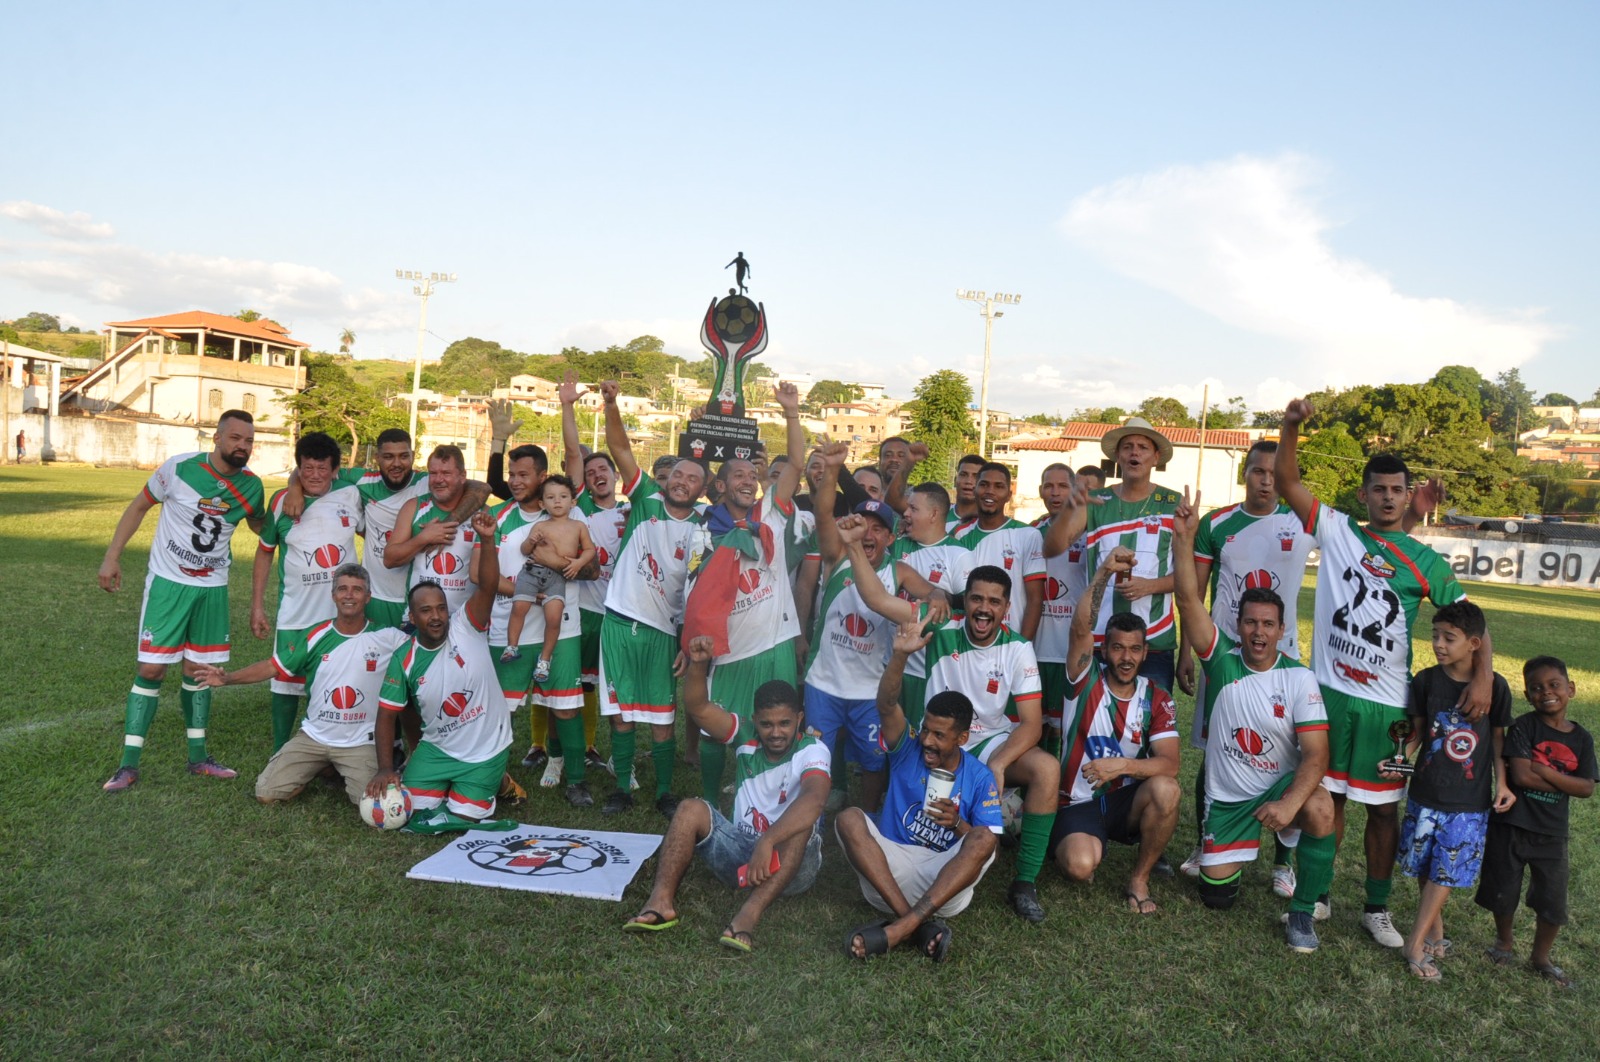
{"left": 1009, "top": 422, "right": 1254, "bottom": 451}
{"left": 106, "top": 311, "right": 308, "bottom": 348}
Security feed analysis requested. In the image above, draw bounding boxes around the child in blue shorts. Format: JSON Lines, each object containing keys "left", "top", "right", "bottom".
{"left": 1379, "top": 601, "right": 1514, "bottom": 982}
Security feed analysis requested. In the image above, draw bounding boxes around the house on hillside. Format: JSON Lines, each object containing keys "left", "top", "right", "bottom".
{"left": 64, "top": 311, "right": 308, "bottom": 429}
{"left": 823, "top": 402, "right": 905, "bottom": 463}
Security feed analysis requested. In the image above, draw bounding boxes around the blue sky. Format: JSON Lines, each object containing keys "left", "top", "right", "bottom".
{"left": 4, "top": 2, "right": 1595, "bottom": 416}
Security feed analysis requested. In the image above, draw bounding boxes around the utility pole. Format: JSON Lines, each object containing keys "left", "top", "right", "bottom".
{"left": 395, "top": 270, "right": 457, "bottom": 444}
{"left": 955, "top": 289, "right": 1021, "bottom": 456}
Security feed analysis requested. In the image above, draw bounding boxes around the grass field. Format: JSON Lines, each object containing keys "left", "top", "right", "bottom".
{"left": 2, "top": 465, "right": 1597, "bottom": 1060}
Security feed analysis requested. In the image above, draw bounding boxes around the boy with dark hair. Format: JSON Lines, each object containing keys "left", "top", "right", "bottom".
{"left": 1475, "top": 656, "right": 1596, "bottom": 988}
{"left": 1383, "top": 600, "right": 1514, "bottom": 981}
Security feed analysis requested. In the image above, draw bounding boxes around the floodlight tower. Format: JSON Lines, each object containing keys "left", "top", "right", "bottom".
{"left": 955, "top": 289, "right": 1022, "bottom": 455}
{"left": 395, "top": 270, "right": 457, "bottom": 443}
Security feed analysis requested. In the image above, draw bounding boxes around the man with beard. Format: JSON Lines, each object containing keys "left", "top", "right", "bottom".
{"left": 952, "top": 462, "right": 1045, "bottom": 641}
{"left": 622, "top": 636, "right": 830, "bottom": 952}
{"left": 1052, "top": 546, "right": 1182, "bottom": 913}
{"left": 686, "top": 382, "right": 807, "bottom": 805}
{"left": 596, "top": 380, "right": 708, "bottom": 818}
{"left": 386, "top": 445, "right": 488, "bottom": 614}
{"left": 369, "top": 510, "right": 516, "bottom": 832}
{"left": 838, "top": 622, "right": 1002, "bottom": 962}
{"left": 1171, "top": 488, "right": 1338, "bottom": 952}
{"left": 99, "top": 410, "right": 266, "bottom": 792}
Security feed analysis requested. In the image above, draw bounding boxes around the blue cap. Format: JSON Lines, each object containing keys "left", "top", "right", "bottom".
{"left": 853, "top": 499, "right": 897, "bottom": 532}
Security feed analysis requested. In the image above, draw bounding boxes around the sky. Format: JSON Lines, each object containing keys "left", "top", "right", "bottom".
{"left": 3, "top": 2, "right": 1596, "bottom": 418}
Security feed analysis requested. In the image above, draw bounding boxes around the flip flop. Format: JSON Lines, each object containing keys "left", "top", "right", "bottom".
{"left": 910, "top": 920, "right": 952, "bottom": 963}
{"left": 1423, "top": 937, "right": 1453, "bottom": 960}
{"left": 1125, "top": 891, "right": 1159, "bottom": 915}
{"left": 1531, "top": 962, "right": 1573, "bottom": 989}
{"left": 622, "top": 909, "right": 680, "bottom": 933}
{"left": 1484, "top": 946, "right": 1517, "bottom": 966}
{"left": 1405, "top": 956, "right": 1442, "bottom": 982}
{"left": 843, "top": 921, "right": 890, "bottom": 960}
{"left": 718, "top": 926, "right": 754, "bottom": 954}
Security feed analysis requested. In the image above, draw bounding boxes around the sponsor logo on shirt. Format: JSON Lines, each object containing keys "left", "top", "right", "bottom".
{"left": 329, "top": 686, "right": 364, "bottom": 711}
{"left": 1238, "top": 568, "right": 1280, "bottom": 592}
{"left": 1277, "top": 528, "right": 1296, "bottom": 552}
{"left": 1334, "top": 660, "right": 1379, "bottom": 686}
{"left": 306, "top": 543, "right": 349, "bottom": 569}
{"left": 1226, "top": 727, "right": 1280, "bottom": 772}
{"left": 429, "top": 552, "right": 463, "bottom": 576}
{"left": 441, "top": 691, "right": 471, "bottom": 717}
{"left": 1359, "top": 551, "right": 1397, "bottom": 579}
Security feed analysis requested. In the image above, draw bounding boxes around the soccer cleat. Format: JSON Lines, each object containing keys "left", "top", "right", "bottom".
{"left": 1361, "top": 909, "right": 1404, "bottom": 948}
{"left": 102, "top": 767, "right": 140, "bottom": 792}
{"left": 499, "top": 773, "right": 528, "bottom": 805}
{"left": 540, "top": 756, "right": 565, "bottom": 788}
{"left": 1007, "top": 880, "right": 1047, "bottom": 924}
{"left": 1271, "top": 864, "right": 1297, "bottom": 898}
{"left": 533, "top": 658, "right": 552, "bottom": 683}
{"left": 499, "top": 646, "right": 522, "bottom": 663}
{"left": 1284, "top": 911, "right": 1320, "bottom": 953}
{"left": 565, "top": 783, "right": 593, "bottom": 808}
{"left": 601, "top": 791, "right": 635, "bottom": 816}
{"left": 186, "top": 757, "right": 238, "bottom": 779}
{"left": 655, "top": 794, "right": 681, "bottom": 819}
{"left": 521, "top": 745, "right": 548, "bottom": 770}
{"left": 1180, "top": 846, "right": 1203, "bottom": 878}
{"left": 586, "top": 747, "right": 610, "bottom": 775}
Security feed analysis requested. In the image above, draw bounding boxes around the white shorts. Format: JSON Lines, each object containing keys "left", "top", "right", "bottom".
{"left": 840, "top": 814, "right": 996, "bottom": 919}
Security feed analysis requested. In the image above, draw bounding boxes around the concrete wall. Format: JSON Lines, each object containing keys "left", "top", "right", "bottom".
{"left": 5, "top": 411, "right": 294, "bottom": 474}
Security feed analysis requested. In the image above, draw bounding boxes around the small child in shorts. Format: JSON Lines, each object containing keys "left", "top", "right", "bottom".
{"left": 1475, "top": 655, "right": 1597, "bottom": 989}
{"left": 502, "top": 475, "right": 595, "bottom": 683}
{"left": 1380, "top": 600, "right": 1513, "bottom": 982}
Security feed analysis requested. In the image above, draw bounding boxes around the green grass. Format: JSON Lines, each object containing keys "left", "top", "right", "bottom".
{"left": 2, "top": 465, "right": 1598, "bottom": 1059}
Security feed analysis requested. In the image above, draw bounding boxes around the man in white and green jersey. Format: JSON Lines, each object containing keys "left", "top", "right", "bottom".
{"left": 623, "top": 637, "right": 831, "bottom": 949}
{"left": 1172, "top": 489, "right": 1337, "bottom": 952}
{"left": 1277, "top": 397, "right": 1493, "bottom": 947}
{"left": 952, "top": 462, "right": 1045, "bottom": 640}
{"left": 594, "top": 380, "right": 708, "bottom": 818}
{"left": 99, "top": 410, "right": 266, "bottom": 792}
{"left": 687, "top": 381, "right": 808, "bottom": 804}
{"left": 385, "top": 444, "right": 485, "bottom": 616}
{"left": 1033, "top": 464, "right": 1094, "bottom": 749}
{"left": 252, "top": 432, "right": 365, "bottom": 750}
{"left": 369, "top": 510, "right": 515, "bottom": 831}
{"left": 198, "top": 563, "right": 408, "bottom": 805}
{"left": 887, "top": 482, "right": 971, "bottom": 726}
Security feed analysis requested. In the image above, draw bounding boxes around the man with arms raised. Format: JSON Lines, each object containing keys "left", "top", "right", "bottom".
{"left": 1276, "top": 398, "right": 1492, "bottom": 947}
{"left": 1172, "top": 488, "right": 1338, "bottom": 952}
{"left": 385, "top": 445, "right": 485, "bottom": 615}
{"left": 99, "top": 410, "right": 265, "bottom": 791}
{"left": 623, "top": 636, "right": 830, "bottom": 952}
{"left": 251, "top": 431, "right": 365, "bottom": 750}
{"left": 838, "top": 622, "right": 1002, "bottom": 962}
{"left": 368, "top": 509, "right": 515, "bottom": 832}
{"left": 1052, "top": 546, "right": 1181, "bottom": 913}
{"left": 198, "top": 564, "right": 409, "bottom": 805}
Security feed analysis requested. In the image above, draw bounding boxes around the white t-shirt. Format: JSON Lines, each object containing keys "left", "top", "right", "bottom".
{"left": 275, "top": 620, "right": 410, "bottom": 747}
{"left": 260, "top": 482, "right": 364, "bottom": 631}
{"left": 952, "top": 518, "right": 1046, "bottom": 633}
{"left": 924, "top": 618, "right": 1043, "bottom": 748}
{"left": 379, "top": 608, "right": 511, "bottom": 764}
{"left": 729, "top": 732, "right": 831, "bottom": 837}
{"left": 804, "top": 557, "right": 899, "bottom": 700}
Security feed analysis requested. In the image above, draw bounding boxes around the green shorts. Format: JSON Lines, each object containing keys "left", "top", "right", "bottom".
{"left": 1200, "top": 773, "right": 1299, "bottom": 868}
{"left": 530, "top": 636, "right": 584, "bottom": 712}
{"left": 1322, "top": 686, "right": 1407, "bottom": 806}
{"left": 707, "top": 640, "right": 798, "bottom": 733}
{"left": 271, "top": 625, "right": 316, "bottom": 697}
{"left": 597, "top": 611, "right": 679, "bottom": 724}
{"left": 137, "top": 575, "right": 231, "bottom": 665}
{"left": 580, "top": 608, "right": 604, "bottom": 684}
{"left": 1038, "top": 660, "right": 1068, "bottom": 730}
{"left": 402, "top": 741, "right": 511, "bottom": 819}
{"left": 365, "top": 598, "right": 407, "bottom": 629}
{"left": 900, "top": 673, "right": 928, "bottom": 729}
{"left": 493, "top": 645, "right": 536, "bottom": 713}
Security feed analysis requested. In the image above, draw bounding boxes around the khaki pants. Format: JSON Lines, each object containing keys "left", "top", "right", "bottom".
{"left": 255, "top": 730, "right": 377, "bottom": 804}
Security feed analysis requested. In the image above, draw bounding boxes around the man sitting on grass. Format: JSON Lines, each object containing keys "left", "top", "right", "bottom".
{"left": 622, "top": 636, "right": 830, "bottom": 953}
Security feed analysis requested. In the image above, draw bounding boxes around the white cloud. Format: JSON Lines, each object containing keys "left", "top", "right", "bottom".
{"left": 1060, "top": 154, "right": 1555, "bottom": 392}
{"left": 0, "top": 201, "right": 115, "bottom": 239}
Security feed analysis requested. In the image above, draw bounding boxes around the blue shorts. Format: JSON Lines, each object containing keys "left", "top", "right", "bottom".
{"left": 1398, "top": 804, "right": 1488, "bottom": 888}
{"left": 695, "top": 803, "right": 823, "bottom": 896}
{"left": 803, "top": 686, "right": 885, "bottom": 771}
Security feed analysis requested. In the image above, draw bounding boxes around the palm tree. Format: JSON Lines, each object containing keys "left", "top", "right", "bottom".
{"left": 339, "top": 328, "right": 356, "bottom": 356}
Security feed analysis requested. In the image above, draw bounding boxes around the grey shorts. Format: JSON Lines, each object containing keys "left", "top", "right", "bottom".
{"left": 695, "top": 802, "right": 823, "bottom": 896}
{"left": 512, "top": 562, "right": 567, "bottom": 605}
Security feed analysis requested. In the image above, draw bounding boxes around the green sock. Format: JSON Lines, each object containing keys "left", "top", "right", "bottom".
{"left": 1273, "top": 837, "right": 1294, "bottom": 867}
{"left": 652, "top": 737, "right": 676, "bottom": 800}
{"left": 1015, "top": 812, "right": 1054, "bottom": 883}
{"left": 612, "top": 728, "right": 637, "bottom": 792}
{"left": 120, "top": 676, "right": 163, "bottom": 768}
{"left": 181, "top": 682, "right": 214, "bottom": 763}
{"left": 700, "top": 739, "right": 726, "bottom": 804}
{"left": 555, "top": 715, "right": 586, "bottom": 783}
{"left": 548, "top": 714, "right": 565, "bottom": 758}
{"left": 269, "top": 692, "right": 299, "bottom": 751}
{"left": 1365, "top": 875, "right": 1393, "bottom": 909}
{"left": 1193, "top": 758, "right": 1208, "bottom": 846}
{"left": 1290, "top": 833, "right": 1336, "bottom": 915}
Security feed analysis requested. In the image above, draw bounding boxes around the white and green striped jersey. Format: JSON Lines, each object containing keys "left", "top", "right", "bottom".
{"left": 804, "top": 556, "right": 899, "bottom": 699}
{"left": 379, "top": 608, "right": 510, "bottom": 764}
{"left": 1084, "top": 485, "right": 1182, "bottom": 651}
{"left": 575, "top": 490, "right": 630, "bottom": 616}
{"left": 603, "top": 470, "right": 705, "bottom": 634}
{"left": 482, "top": 499, "right": 581, "bottom": 646}
{"left": 1197, "top": 628, "right": 1327, "bottom": 802}
{"left": 409, "top": 498, "right": 483, "bottom": 614}
{"left": 888, "top": 536, "right": 973, "bottom": 680}
{"left": 924, "top": 617, "right": 1043, "bottom": 748}
{"left": 1194, "top": 501, "right": 1315, "bottom": 659}
{"left": 259, "top": 482, "right": 364, "bottom": 631}
{"left": 275, "top": 620, "right": 409, "bottom": 747}
{"left": 349, "top": 469, "right": 432, "bottom": 605}
{"left": 951, "top": 517, "right": 1046, "bottom": 634}
{"left": 727, "top": 732, "right": 831, "bottom": 837}
{"left": 142, "top": 452, "right": 264, "bottom": 587}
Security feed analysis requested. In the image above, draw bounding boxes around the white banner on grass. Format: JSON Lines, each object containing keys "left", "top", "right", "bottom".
{"left": 1421, "top": 536, "right": 1600, "bottom": 592}
{"left": 406, "top": 826, "right": 663, "bottom": 900}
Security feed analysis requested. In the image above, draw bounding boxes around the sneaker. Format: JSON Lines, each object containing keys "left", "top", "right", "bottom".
{"left": 102, "top": 766, "right": 139, "bottom": 792}
{"left": 1284, "top": 911, "right": 1320, "bottom": 953}
{"left": 1361, "top": 909, "right": 1404, "bottom": 948}
{"left": 1314, "top": 899, "right": 1331, "bottom": 922}
{"left": 565, "top": 782, "right": 593, "bottom": 808}
{"left": 540, "top": 756, "right": 565, "bottom": 788}
{"left": 533, "top": 657, "right": 552, "bottom": 683}
{"left": 602, "top": 791, "right": 635, "bottom": 816}
{"left": 499, "top": 773, "right": 528, "bottom": 805}
{"left": 1271, "top": 863, "right": 1297, "bottom": 899}
{"left": 629, "top": 768, "right": 640, "bottom": 792}
{"left": 186, "top": 757, "right": 238, "bottom": 779}
{"left": 585, "top": 747, "right": 610, "bottom": 775}
{"left": 521, "top": 745, "right": 548, "bottom": 770}
{"left": 1151, "top": 854, "right": 1176, "bottom": 879}
{"left": 1180, "top": 845, "right": 1203, "bottom": 878}
{"left": 500, "top": 646, "right": 522, "bottom": 663}
{"left": 1007, "top": 880, "right": 1046, "bottom": 923}
{"left": 655, "top": 794, "right": 681, "bottom": 819}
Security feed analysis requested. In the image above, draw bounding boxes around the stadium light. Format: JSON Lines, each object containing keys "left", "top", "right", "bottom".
{"left": 396, "top": 268, "right": 458, "bottom": 442}
{"left": 955, "top": 287, "right": 1022, "bottom": 455}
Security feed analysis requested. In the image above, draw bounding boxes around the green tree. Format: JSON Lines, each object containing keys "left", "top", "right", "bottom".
{"left": 1430, "top": 365, "right": 1486, "bottom": 417}
{"left": 1134, "top": 396, "right": 1194, "bottom": 428}
{"left": 422, "top": 337, "right": 528, "bottom": 396}
{"left": 1297, "top": 425, "right": 1365, "bottom": 513}
{"left": 69, "top": 338, "right": 101, "bottom": 360}
{"left": 235, "top": 309, "right": 262, "bottom": 323}
{"left": 808, "top": 380, "right": 864, "bottom": 407}
{"left": 12, "top": 311, "right": 61, "bottom": 332}
{"left": 1479, "top": 368, "right": 1536, "bottom": 439}
{"left": 1202, "top": 395, "right": 1250, "bottom": 429}
{"left": 338, "top": 329, "right": 356, "bottom": 355}
{"left": 1069, "top": 406, "right": 1127, "bottom": 424}
{"left": 1342, "top": 383, "right": 1486, "bottom": 451}
{"left": 0, "top": 326, "right": 19, "bottom": 345}
{"left": 1250, "top": 409, "right": 1283, "bottom": 429}
{"left": 282, "top": 355, "right": 407, "bottom": 459}
{"left": 1022, "top": 413, "right": 1064, "bottom": 426}
{"left": 908, "top": 369, "right": 978, "bottom": 474}
{"left": 1538, "top": 392, "right": 1576, "bottom": 406}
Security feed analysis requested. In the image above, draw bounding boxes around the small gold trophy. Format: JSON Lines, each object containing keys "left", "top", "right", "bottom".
{"left": 1384, "top": 719, "right": 1415, "bottom": 777}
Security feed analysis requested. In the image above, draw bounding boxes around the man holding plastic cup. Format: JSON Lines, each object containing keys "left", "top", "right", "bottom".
{"left": 836, "top": 620, "right": 1003, "bottom": 963}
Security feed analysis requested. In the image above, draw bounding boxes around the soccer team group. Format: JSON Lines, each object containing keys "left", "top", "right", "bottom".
{"left": 95, "top": 377, "right": 1593, "bottom": 975}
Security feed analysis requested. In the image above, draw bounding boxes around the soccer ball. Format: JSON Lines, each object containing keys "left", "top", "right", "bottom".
{"left": 1000, "top": 787, "right": 1024, "bottom": 837}
{"left": 360, "top": 784, "right": 413, "bottom": 831}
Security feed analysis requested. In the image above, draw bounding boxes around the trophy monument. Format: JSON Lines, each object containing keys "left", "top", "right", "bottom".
{"left": 680, "top": 258, "right": 768, "bottom": 465}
